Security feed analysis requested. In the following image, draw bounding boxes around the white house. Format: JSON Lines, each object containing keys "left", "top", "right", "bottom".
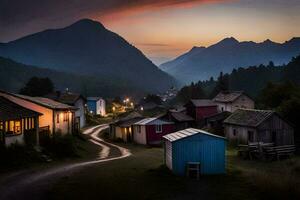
{"left": 87, "top": 97, "right": 106, "bottom": 116}
{"left": 213, "top": 91, "right": 254, "bottom": 113}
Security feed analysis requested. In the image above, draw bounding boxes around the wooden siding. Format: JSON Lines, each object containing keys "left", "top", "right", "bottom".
{"left": 146, "top": 124, "right": 174, "bottom": 145}
{"left": 216, "top": 94, "right": 254, "bottom": 112}
{"left": 165, "top": 140, "right": 173, "bottom": 170}
{"left": 171, "top": 134, "right": 226, "bottom": 176}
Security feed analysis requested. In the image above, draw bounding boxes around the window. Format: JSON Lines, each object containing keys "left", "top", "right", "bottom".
{"left": 233, "top": 129, "right": 237, "bottom": 136}
{"left": 221, "top": 107, "right": 224, "bottom": 112}
{"left": 57, "top": 114, "right": 60, "bottom": 123}
{"left": 7, "top": 120, "right": 21, "bottom": 134}
{"left": 63, "top": 112, "right": 68, "bottom": 122}
{"left": 156, "top": 124, "right": 162, "bottom": 133}
{"left": 0, "top": 122, "right": 3, "bottom": 130}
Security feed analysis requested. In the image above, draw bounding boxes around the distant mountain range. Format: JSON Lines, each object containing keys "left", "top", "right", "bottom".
{"left": 0, "top": 19, "right": 176, "bottom": 96}
{"left": 0, "top": 57, "right": 152, "bottom": 97}
{"left": 159, "top": 37, "right": 300, "bottom": 84}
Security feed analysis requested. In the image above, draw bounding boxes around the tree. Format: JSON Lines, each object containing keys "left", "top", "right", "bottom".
{"left": 144, "top": 94, "right": 162, "bottom": 105}
{"left": 176, "top": 82, "right": 206, "bottom": 103}
{"left": 20, "top": 77, "right": 54, "bottom": 96}
{"left": 210, "top": 72, "right": 229, "bottom": 98}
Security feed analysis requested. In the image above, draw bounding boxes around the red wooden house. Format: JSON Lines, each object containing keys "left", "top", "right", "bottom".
{"left": 185, "top": 99, "right": 218, "bottom": 126}
{"left": 132, "top": 118, "right": 174, "bottom": 145}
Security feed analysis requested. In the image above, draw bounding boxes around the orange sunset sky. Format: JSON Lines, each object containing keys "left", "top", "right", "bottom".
{"left": 1, "top": 0, "right": 300, "bottom": 64}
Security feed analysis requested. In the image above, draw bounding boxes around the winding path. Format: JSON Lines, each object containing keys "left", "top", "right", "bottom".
{"left": 0, "top": 124, "right": 131, "bottom": 200}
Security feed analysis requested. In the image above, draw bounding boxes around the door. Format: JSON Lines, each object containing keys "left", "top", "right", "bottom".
{"left": 248, "top": 131, "right": 254, "bottom": 143}
{"left": 272, "top": 131, "right": 277, "bottom": 145}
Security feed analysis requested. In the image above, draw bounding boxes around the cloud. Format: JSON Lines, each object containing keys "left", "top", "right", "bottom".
{"left": 0, "top": 0, "right": 230, "bottom": 41}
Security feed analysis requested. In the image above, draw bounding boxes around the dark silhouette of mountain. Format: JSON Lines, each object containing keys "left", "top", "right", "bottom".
{"left": 160, "top": 37, "right": 300, "bottom": 84}
{"left": 0, "top": 19, "right": 176, "bottom": 93}
{"left": 0, "top": 57, "right": 159, "bottom": 97}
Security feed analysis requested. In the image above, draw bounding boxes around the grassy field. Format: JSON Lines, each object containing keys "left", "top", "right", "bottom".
{"left": 46, "top": 143, "right": 300, "bottom": 200}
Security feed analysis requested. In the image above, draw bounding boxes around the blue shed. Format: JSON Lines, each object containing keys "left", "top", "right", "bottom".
{"left": 163, "top": 128, "right": 226, "bottom": 176}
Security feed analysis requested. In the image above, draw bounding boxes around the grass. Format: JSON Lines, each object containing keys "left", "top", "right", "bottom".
{"left": 47, "top": 145, "right": 260, "bottom": 200}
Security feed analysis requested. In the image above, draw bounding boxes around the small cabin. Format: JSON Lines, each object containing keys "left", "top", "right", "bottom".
{"left": 87, "top": 97, "right": 106, "bottom": 116}
{"left": 213, "top": 91, "right": 254, "bottom": 113}
{"left": 132, "top": 118, "right": 174, "bottom": 145}
{"left": 185, "top": 99, "right": 218, "bottom": 126}
{"left": 163, "top": 128, "right": 226, "bottom": 176}
{"left": 161, "top": 111, "right": 194, "bottom": 131}
{"left": 223, "top": 109, "right": 294, "bottom": 145}
{"left": 109, "top": 112, "right": 143, "bottom": 142}
{"left": 0, "top": 96, "right": 42, "bottom": 146}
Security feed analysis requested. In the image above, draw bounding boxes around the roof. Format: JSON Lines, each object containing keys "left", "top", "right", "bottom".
{"left": 163, "top": 128, "right": 225, "bottom": 142}
{"left": 115, "top": 117, "right": 144, "bottom": 127}
{"left": 0, "top": 96, "right": 42, "bottom": 121}
{"left": 13, "top": 94, "right": 77, "bottom": 110}
{"left": 134, "top": 118, "right": 174, "bottom": 125}
{"left": 224, "top": 109, "right": 274, "bottom": 127}
{"left": 188, "top": 99, "right": 217, "bottom": 107}
{"left": 170, "top": 112, "right": 194, "bottom": 122}
{"left": 87, "top": 97, "right": 103, "bottom": 101}
{"left": 46, "top": 92, "right": 86, "bottom": 105}
{"left": 213, "top": 91, "right": 249, "bottom": 103}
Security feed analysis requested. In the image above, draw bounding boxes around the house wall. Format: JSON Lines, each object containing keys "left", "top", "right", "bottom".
{"left": 146, "top": 124, "right": 175, "bottom": 145}
{"left": 133, "top": 125, "right": 147, "bottom": 145}
{"left": 0, "top": 92, "right": 54, "bottom": 134}
{"left": 97, "top": 99, "right": 106, "bottom": 116}
{"left": 74, "top": 99, "right": 86, "bottom": 128}
{"left": 258, "top": 115, "right": 294, "bottom": 145}
{"left": 165, "top": 140, "right": 173, "bottom": 170}
{"left": 172, "top": 134, "right": 226, "bottom": 176}
{"left": 54, "top": 111, "right": 74, "bottom": 135}
{"left": 224, "top": 124, "right": 257, "bottom": 144}
{"left": 216, "top": 95, "right": 254, "bottom": 112}
{"left": 195, "top": 106, "right": 218, "bottom": 121}
{"left": 87, "top": 100, "right": 97, "bottom": 114}
{"left": 5, "top": 134, "right": 25, "bottom": 146}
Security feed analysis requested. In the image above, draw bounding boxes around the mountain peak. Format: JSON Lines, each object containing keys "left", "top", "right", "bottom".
{"left": 69, "top": 18, "right": 105, "bottom": 30}
{"left": 262, "top": 39, "right": 275, "bottom": 45}
{"left": 216, "top": 37, "right": 239, "bottom": 47}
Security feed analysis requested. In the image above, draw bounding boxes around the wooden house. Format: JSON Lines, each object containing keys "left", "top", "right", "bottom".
{"left": 163, "top": 128, "right": 226, "bottom": 176}
{"left": 185, "top": 99, "right": 218, "bottom": 126}
{"left": 161, "top": 111, "right": 194, "bottom": 131}
{"left": 0, "top": 91, "right": 77, "bottom": 138}
{"left": 0, "top": 96, "right": 42, "bottom": 146}
{"left": 109, "top": 112, "right": 143, "bottom": 142}
{"left": 213, "top": 91, "right": 254, "bottom": 112}
{"left": 47, "top": 91, "right": 87, "bottom": 131}
{"left": 87, "top": 97, "right": 106, "bottom": 116}
{"left": 223, "top": 109, "right": 294, "bottom": 145}
{"left": 204, "top": 111, "right": 231, "bottom": 136}
{"left": 132, "top": 118, "right": 174, "bottom": 145}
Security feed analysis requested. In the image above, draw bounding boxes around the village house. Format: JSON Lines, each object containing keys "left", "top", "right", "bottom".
{"left": 163, "top": 128, "right": 226, "bottom": 176}
{"left": 223, "top": 109, "right": 294, "bottom": 145}
{"left": 132, "top": 118, "right": 174, "bottom": 145}
{"left": 46, "top": 91, "right": 87, "bottom": 131}
{"left": 87, "top": 97, "right": 106, "bottom": 116}
{"left": 213, "top": 91, "right": 255, "bottom": 112}
{"left": 0, "top": 91, "right": 77, "bottom": 138}
{"left": 185, "top": 99, "right": 218, "bottom": 126}
{"left": 109, "top": 112, "right": 143, "bottom": 142}
{"left": 0, "top": 96, "right": 42, "bottom": 146}
{"left": 161, "top": 110, "right": 194, "bottom": 131}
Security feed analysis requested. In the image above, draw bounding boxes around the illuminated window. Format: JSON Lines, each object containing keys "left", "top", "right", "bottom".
{"left": 31, "top": 118, "right": 34, "bottom": 129}
{"left": 7, "top": 120, "right": 21, "bottom": 134}
{"left": 14, "top": 121, "right": 21, "bottom": 134}
{"left": 0, "top": 122, "right": 3, "bottom": 130}
{"left": 57, "top": 114, "right": 60, "bottom": 123}
{"left": 25, "top": 118, "right": 28, "bottom": 130}
{"left": 63, "top": 112, "right": 68, "bottom": 122}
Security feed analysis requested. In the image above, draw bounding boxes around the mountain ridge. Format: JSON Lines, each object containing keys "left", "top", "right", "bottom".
{"left": 0, "top": 19, "right": 177, "bottom": 93}
{"left": 160, "top": 37, "right": 300, "bottom": 84}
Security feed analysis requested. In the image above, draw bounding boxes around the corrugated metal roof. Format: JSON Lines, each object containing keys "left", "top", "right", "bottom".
{"left": 213, "top": 91, "right": 244, "bottom": 103}
{"left": 0, "top": 96, "right": 42, "bottom": 121}
{"left": 134, "top": 118, "right": 157, "bottom": 125}
{"left": 14, "top": 94, "right": 77, "bottom": 110}
{"left": 224, "top": 109, "right": 274, "bottom": 127}
{"left": 134, "top": 117, "right": 174, "bottom": 125}
{"left": 189, "top": 99, "right": 217, "bottom": 107}
{"left": 163, "top": 128, "right": 225, "bottom": 142}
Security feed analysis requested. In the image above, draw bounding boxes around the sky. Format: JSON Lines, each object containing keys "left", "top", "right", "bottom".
{"left": 1, "top": 0, "right": 300, "bottom": 65}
